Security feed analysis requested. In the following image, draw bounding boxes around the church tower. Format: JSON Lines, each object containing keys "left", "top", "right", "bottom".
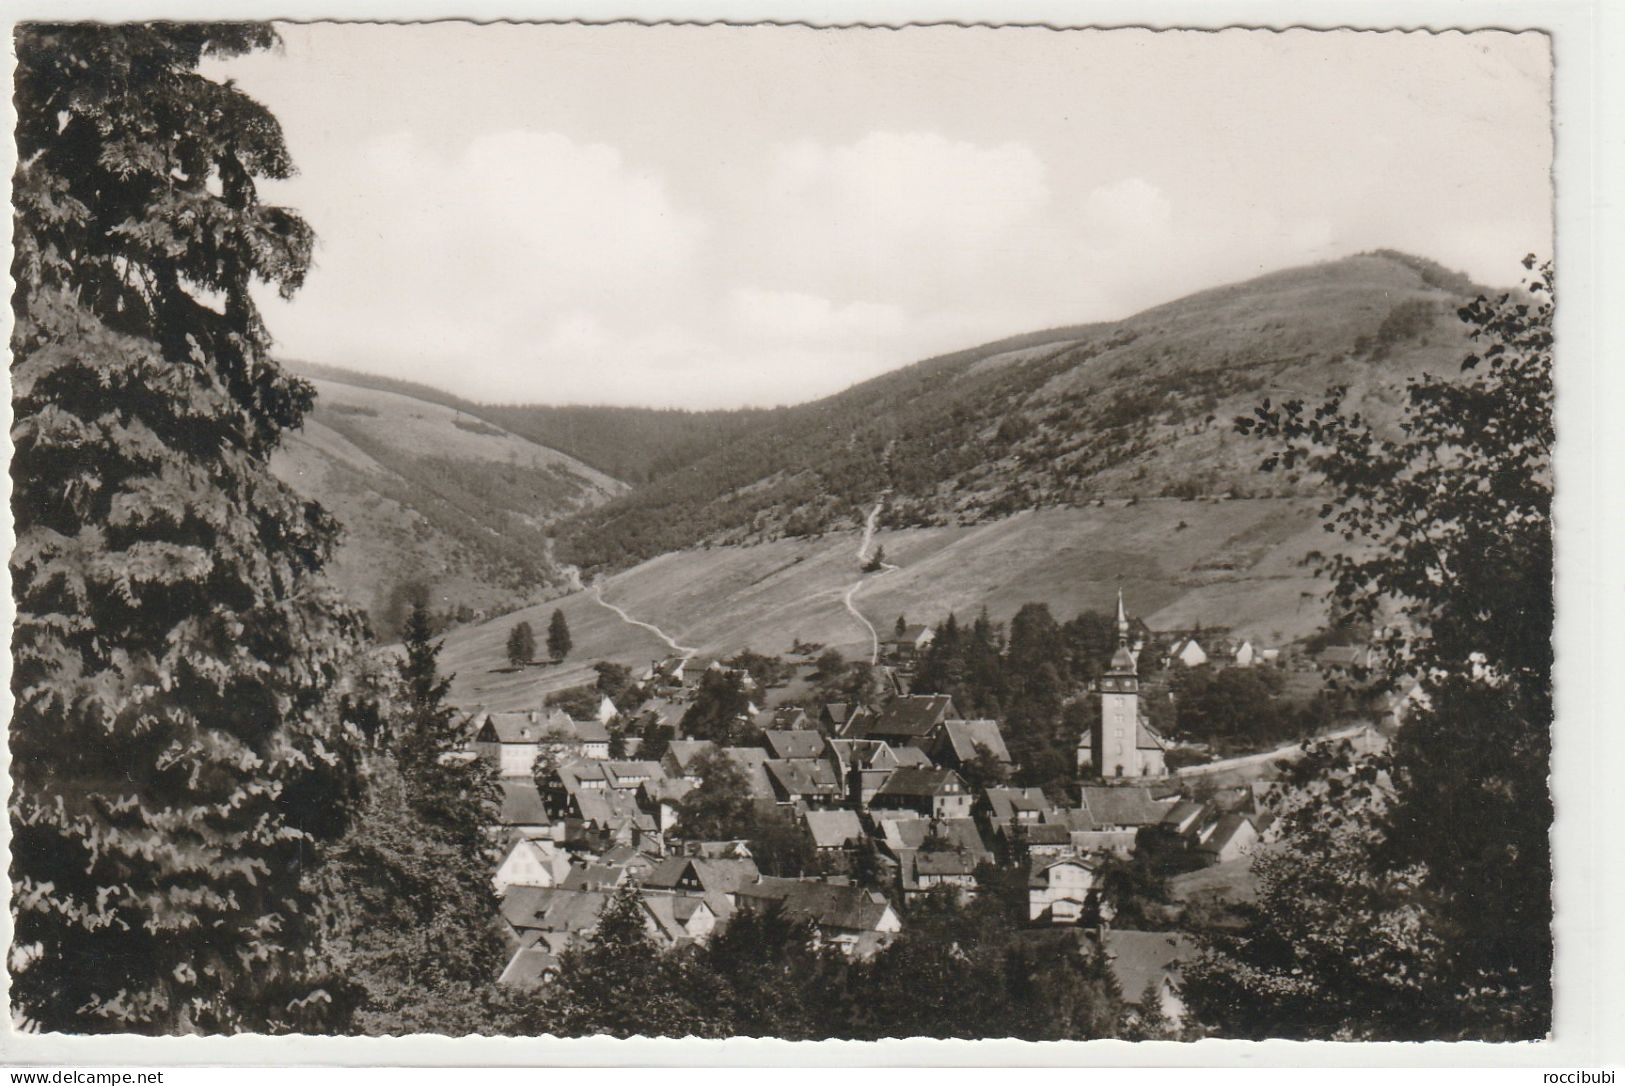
{"left": 1093, "top": 590, "right": 1141, "bottom": 777}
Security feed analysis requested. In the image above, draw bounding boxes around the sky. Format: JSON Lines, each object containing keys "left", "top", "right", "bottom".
{"left": 211, "top": 24, "right": 1553, "bottom": 409}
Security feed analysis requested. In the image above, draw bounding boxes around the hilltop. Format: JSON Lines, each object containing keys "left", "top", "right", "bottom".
{"left": 553, "top": 250, "right": 1483, "bottom": 573}
{"left": 270, "top": 377, "right": 624, "bottom": 632}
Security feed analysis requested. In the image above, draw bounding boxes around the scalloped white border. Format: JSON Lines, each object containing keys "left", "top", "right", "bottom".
{"left": 2, "top": 0, "right": 1619, "bottom": 1069}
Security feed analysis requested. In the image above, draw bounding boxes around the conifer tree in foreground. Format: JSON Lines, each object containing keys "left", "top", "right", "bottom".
{"left": 10, "top": 23, "right": 366, "bottom": 1032}
{"left": 317, "top": 603, "right": 510, "bottom": 1034}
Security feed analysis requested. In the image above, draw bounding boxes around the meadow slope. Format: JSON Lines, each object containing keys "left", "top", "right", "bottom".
{"left": 442, "top": 497, "right": 1330, "bottom": 711}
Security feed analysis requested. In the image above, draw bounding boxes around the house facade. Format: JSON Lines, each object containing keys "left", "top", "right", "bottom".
{"left": 1028, "top": 856, "right": 1102, "bottom": 923}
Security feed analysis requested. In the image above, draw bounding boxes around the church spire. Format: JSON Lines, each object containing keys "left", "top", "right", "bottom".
{"left": 1108, "top": 589, "right": 1138, "bottom": 677}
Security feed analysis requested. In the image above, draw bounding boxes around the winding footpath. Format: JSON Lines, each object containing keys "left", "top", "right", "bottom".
{"left": 844, "top": 500, "right": 900, "bottom": 664}
{"left": 590, "top": 579, "right": 697, "bottom": 659}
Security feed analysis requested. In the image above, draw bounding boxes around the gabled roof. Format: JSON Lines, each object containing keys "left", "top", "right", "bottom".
{"left": 639, "top": 892, "right": 700, "bottom": 945}
{"left": 940, "top": 719, "right": 1012, "bottom": 764}
{"left": 722, "top": 746, "right": 776, "bottom": 800}
{"left": 479, "top": 711, "right": 548, "bottom": 745}
{"left": 890, "top": 745, "right": 935, "bottom": 768}
{"left": 1079, "top": 785, "right": 1179, "bottom": 828}
{"left": 913, "top": 849, "right": 983, "bottom": 877}
{"left": 1161, "top": 800, "right": 1209, "bottom": 833}
{"left": 1197, "top": 813, "right": 1258, "bottom": 855}
{"left": 557, "top": 760, "right": 608, "bottom": 792}
{"left": 767, "top": 706, "right": 810, "bottom": 730}
{"left": 827, "top": 738, "right": 901, "bottom": 773}
{"left": 1028, "top": 854, "right": 1099, "bottom": 888}
{"left": 637, "top": 697, "right": 683, "bottom": 725}
{"left": 763, "top": 729, "right": 826, "bottom": 761}
{"left": 640, "top": 777, "right": 696, "bottom": 805}
{"left": 664, "top": 739, "right": 715, "bottom": 773}
{"left": 643, "top": 856, "right": 762, "bottom": 895}
{"left": 803, "top": 809, "right": 864, "bottom": 850}
{"left": 866, "top": 694, "right": 958, "bottom": 739}
{"left": 765, "top": 758, "right": 842, "bottom": 798}
{"left": 497, "top": 779, "right": 550, "bottom": 826}
{"left": 738, "top": 879, "right": 897, "bottom": 933}
{"left": 602, "top": 760, "right": 666, "bottom": 788}
{"left": 498, "top": 945, "right": 560, "bottom": 987}
{"left": 882, "top": 624, "right": 933, "bottom": 645}
{"left": 1137, "top": 722, "right": 1168, "bottom": 752}
{"left": 877, "top": 816, "right": 987, "bottom": 854}
{"left": 1022, "top": 823, "right": 1074, "bottom": 846}
{"left": 983, "top": 786, "right": 1056, "bottom": 824}
{"left": 559, "top": 862, "right": 626, "bottom": 892}
{"left": 571, "top": 717, "right": 611, "bottom": 744}
{"left": 822, "top": 702, "right": 852, "bottom": 726}
{"left": 500, "top": 886, "right": 610, "bottom": 934}
{"left": 1100, "top": 929, "right": 1198, "bottom": 1006}
{"left": 874, "top": 765, "right": 967, "bottom": 799}
{"left": 573, "top": 788, "right": 656, "bottom": 832}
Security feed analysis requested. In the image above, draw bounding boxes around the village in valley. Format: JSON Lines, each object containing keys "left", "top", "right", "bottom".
{"left": 464, "top": 576, "right": 1406, "bottom": 1027}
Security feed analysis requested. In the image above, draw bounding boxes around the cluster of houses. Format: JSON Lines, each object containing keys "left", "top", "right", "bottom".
{"left": 458, "top": 594, "right": 1284, "bottom": 1027}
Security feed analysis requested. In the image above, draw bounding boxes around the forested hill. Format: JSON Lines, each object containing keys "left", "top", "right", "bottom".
{"left": 286, "top": 360, "right": 768, "bottom": 485}
{"left": 552, "top": 250, "right": 1485, "bottom": 573}
{"left": 270, "top": 376, "right": 625, "bottom": 634}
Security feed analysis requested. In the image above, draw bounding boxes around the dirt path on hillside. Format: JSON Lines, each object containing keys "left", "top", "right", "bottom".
{"left": 590, "top": 579, "right": 697, "bottom": 659}
{"left": 844, "top": 500, "right": 900, "bottom": 664}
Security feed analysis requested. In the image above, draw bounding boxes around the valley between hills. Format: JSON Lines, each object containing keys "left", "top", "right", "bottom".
{"left": 271, "top": 248, "right": 1486, "bottom": 711}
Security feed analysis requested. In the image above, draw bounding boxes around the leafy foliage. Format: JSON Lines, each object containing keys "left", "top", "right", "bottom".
{"left": 678, "top": 669, "right": 758, "bottom": 745}
{"left": 671, "top": 748, "right": 758, "bottom": 842}
{"left": 9, "top": 22, "right": 367, "bottom": 1033}
{"left": 1183, "top": 741, "right": 1444, "bottom": 1039}
{"left": 1208, "top": 257, "right": 1555, "bottom": 1039}
{"left": 539, "top": 885, "right": 732, "bottom": 1038}
{"left": 1167, "top": 665, "right": 1303, "bottom": 751}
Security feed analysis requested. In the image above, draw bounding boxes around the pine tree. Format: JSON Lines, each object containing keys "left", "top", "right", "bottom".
{"left": 505, "top": 620, "right": 535, "bottom": 667}
{"left": 547, "top": 607, "right": 573, "bottom": 661}
{"left": 10, "top": 23, "right": 367, "bottom": 1033}
{"left": 395, "top": 599, "right": 494, "bottom": 842}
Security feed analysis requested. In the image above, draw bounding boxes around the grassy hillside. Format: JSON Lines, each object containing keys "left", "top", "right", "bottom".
{"left": 271, "top": 378, "right": 625, "bottom": 633}
{"left": 553, "top": 251, "right": 1483, "bottom": 574}
{"left": 286, "top": 360, "right": 766, "bottom": 485}
{"left": 441, "top": 497, "right": 1331, "bottom": 711}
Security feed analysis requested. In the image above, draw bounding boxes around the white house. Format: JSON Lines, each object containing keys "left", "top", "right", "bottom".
{"left": 493, "top": 836, "right": 571, "bottom": 895}
{"left": 1196, "top": 813, "right": 1260, "bottom": 864}
{"left": 1028, "top": 856, "right": 1102, "bottom": 923}
{"left": 1167, "top": 637, "right": 1209, "bottom": 668}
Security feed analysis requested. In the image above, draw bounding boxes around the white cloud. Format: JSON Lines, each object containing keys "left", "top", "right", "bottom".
{"left": 264, "top": 129, "right": 706, "bottom": 383}
{"left": 745, "top": 131, "right": 1051, "bottom": 303}
{"left": 1080, "top": 177, "right": 1173, "bottom": 244}
{"left": 725, "top": 288, "right": 907, "bottom": 345}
